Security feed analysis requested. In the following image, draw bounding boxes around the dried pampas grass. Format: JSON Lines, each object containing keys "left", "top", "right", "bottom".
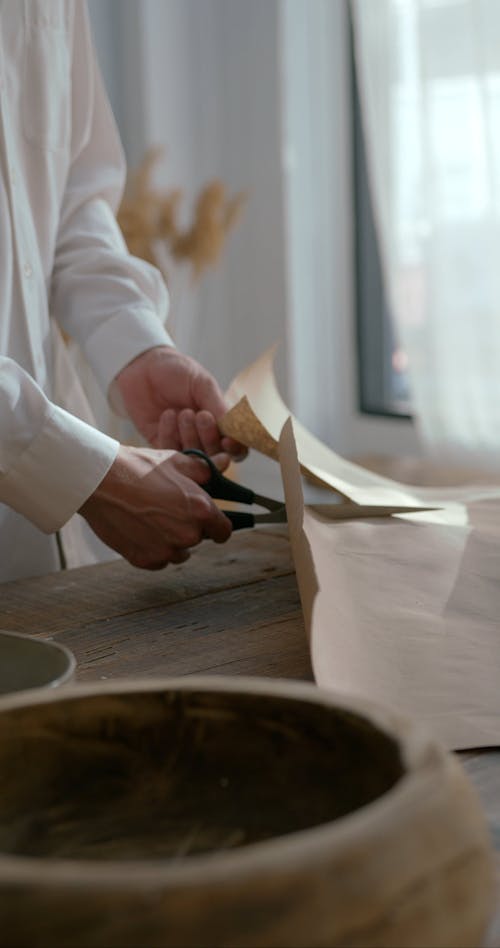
{"left": 117, "top": 147, "right": 246, "bottom": 283}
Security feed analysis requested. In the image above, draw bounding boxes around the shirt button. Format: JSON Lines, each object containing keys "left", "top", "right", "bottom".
{"left": 24, "top": 263, "right": 33, "bottom": 278}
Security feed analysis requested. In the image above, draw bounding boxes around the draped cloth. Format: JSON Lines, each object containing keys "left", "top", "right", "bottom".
{"left": 351, "top": 0, "right": 500, "bottom": 469}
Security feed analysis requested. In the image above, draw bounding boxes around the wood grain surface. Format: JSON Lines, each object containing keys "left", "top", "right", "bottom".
{"left": 0, "top": 527, "right": 312, "bottom": 684}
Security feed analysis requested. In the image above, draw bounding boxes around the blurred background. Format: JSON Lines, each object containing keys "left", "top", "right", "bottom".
{"left": 87, "top": 0, "right": 500, "bottom": 477}
{"left": 87, "top": 0, "right": 419, "bottom": 466}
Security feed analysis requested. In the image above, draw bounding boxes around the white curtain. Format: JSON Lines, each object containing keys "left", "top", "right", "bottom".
{"left": 351, "top": 0, "right": 500, "bottom": 469}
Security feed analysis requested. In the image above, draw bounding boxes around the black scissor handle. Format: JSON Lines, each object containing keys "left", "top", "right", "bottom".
{"left": 224, "top": 511, "right": 255, "bottom": 530}
{"left": 182, "top": 449, "right": 255, "bottom": 506}
{"left": 182, "top": 450, "right": 287, "bottom": 530}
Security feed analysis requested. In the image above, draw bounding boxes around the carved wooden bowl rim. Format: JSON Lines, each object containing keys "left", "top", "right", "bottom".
{"left": 0, "top": 675, "right": 486, "bottom": 888}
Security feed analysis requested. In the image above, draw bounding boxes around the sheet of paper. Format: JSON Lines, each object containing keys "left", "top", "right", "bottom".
{"left": 222, "top": 347, "right": 500, "bottom": 519}
{"left": 223, "top": 348, "right": 500, "bottom": 750}
{"left": 279, "top": 418, "right": 500, "bottom": 751}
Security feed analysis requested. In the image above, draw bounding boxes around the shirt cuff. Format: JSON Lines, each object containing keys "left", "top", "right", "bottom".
{"left": 81, "top": 307, "right": 174, "bottom": 395}
{"left": 0, "top": 404, "right": 119, "bottom": 533}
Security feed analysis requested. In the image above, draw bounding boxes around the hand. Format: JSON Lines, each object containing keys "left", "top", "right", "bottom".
{"left": 79, "top": 446, "right": 232, "bottom": 570}
{"left": 114, "top": 346, "right": 247, "bottom": 459}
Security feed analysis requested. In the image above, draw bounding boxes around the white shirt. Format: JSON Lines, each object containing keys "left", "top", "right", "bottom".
{"left": 0, "top": 0, "right": 172, "bottom": 582}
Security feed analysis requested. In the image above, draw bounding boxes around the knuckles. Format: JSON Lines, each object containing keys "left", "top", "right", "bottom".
{"left": 176, "top": 524, "right": 203, "bottom": 548}
{"left": 127, "top": 547, "right": 173, "bottom": 571}
{"left": 128, "top": 555, "right": 168, "bottom": 571}
{"left": 189, "top": 490, "right": 215, "bottom": 521}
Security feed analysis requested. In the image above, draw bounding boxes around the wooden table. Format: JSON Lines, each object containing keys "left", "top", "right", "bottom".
{"left": 0, "top": 527, "right": 309, "bottom": 683}
{"left": 1, "top": 524, "right": 499, "bottom": 945}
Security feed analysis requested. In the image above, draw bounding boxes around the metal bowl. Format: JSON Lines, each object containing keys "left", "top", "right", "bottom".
{"left": 0, "top": 630, "right": 75, "bottom": 695}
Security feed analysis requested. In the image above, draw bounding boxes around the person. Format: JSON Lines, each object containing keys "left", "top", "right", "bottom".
{"left": 0, "top": 1, "right": 246, "bottom": 583}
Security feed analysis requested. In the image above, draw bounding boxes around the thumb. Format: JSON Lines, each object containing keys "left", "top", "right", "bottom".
{"left": 193, "top": 370, "right": 227, "bottom": 419}
{"left": 211, "top": 452, "right": 231, "bottom": 474}
{"left": 173, "top": 451, "right": 231, "bottom": 485}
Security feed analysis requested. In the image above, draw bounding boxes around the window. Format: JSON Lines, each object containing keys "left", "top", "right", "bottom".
{"left": 281, "top": 0, "right": 419, "bottom": 460}
{"left": 352, "top": 18, "right": 412, "bottom": 419}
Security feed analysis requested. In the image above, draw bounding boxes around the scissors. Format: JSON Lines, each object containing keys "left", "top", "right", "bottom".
{"left": 183, "top": 449, "right": 287, "bottom": 529}
{"left": 184, "top": 449, "right": 439, "bottom": 529}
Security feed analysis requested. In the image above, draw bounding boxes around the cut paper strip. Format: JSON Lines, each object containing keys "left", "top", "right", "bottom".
{"left": 279, "top": 417, "right": 500, "bottom": 751}
{"left": 222, "top": 347, "right": 500, "bottom": 524}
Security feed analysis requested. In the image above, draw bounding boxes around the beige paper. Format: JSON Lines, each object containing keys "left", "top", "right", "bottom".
{"left": 224, "top": 348, "right": 500, "bottom": 750}
{"left": 279, "top": 417, "right": 500, "bottom": 751}
{"left": 222, "top": 347, "right": 500, "bottom": 518}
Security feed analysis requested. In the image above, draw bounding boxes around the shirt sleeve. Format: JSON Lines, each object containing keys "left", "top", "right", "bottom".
{"left": 49, "top": 0, "right": 173, "bottom": 397}
{"left": 0, "top": 357, "right": 119, "bottom": 533}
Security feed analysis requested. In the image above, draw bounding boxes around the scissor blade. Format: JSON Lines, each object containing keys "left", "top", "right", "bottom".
{"left": 309, "top": 503, "right": 440, "bottom": 522}
{"left": 252, "top": 492, "right": 285, "bottom": 513}
{"left": 253, "top": 508, "right": 288, "bottom": 525}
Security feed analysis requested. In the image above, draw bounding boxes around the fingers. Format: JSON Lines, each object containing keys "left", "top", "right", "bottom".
{"left": 192, "top": 370, "right": 228, "bottom": 421}
{"left": 162, "top": 453, "right": 231, "bottom": 543}
{"left": 221, "top": 435, "right": 248, "bottom": 461}
{"left": 177, "top": 408, "right": 221, "bottom": 455}
{"left": 167, "top": 408, "right": 221, "bottom": 453}
{"left": 129, "top": 546, "right": 191, "bottom": 571}
{"left": 115, "top": 346, "right": 249, "bottom": 460}
{"left": 195, "top": 410, "right": 223, "bottom": 455}
{"left": 157, "top": 407, "right": 249, "bottom": 461}
{"left": 190, "top": 490, "right": 232, "bottom": 544}
{"left": 173, "top": 451, "right": 230, "bottom": 484}
{"left": 168, "top": 457, "right": 232, "bottom": 543}
{"left": 195, "top": 416, "right": 248, "bottom": 461}
{"left": 157, "top": 409, "right": 181, "bottom": 451}
{"left": 211, "top": 452, "right": 231, "bottom": 473}
{"left": 147, "top": 485, "right": 232, "bottom": 548}
{"left": 79, "top": 444, "right": 233, "bottom": 575}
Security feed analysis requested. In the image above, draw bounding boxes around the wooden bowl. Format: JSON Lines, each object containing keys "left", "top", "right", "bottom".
{"left": 0, "top": 677, "right": 494, "bottom": 947}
